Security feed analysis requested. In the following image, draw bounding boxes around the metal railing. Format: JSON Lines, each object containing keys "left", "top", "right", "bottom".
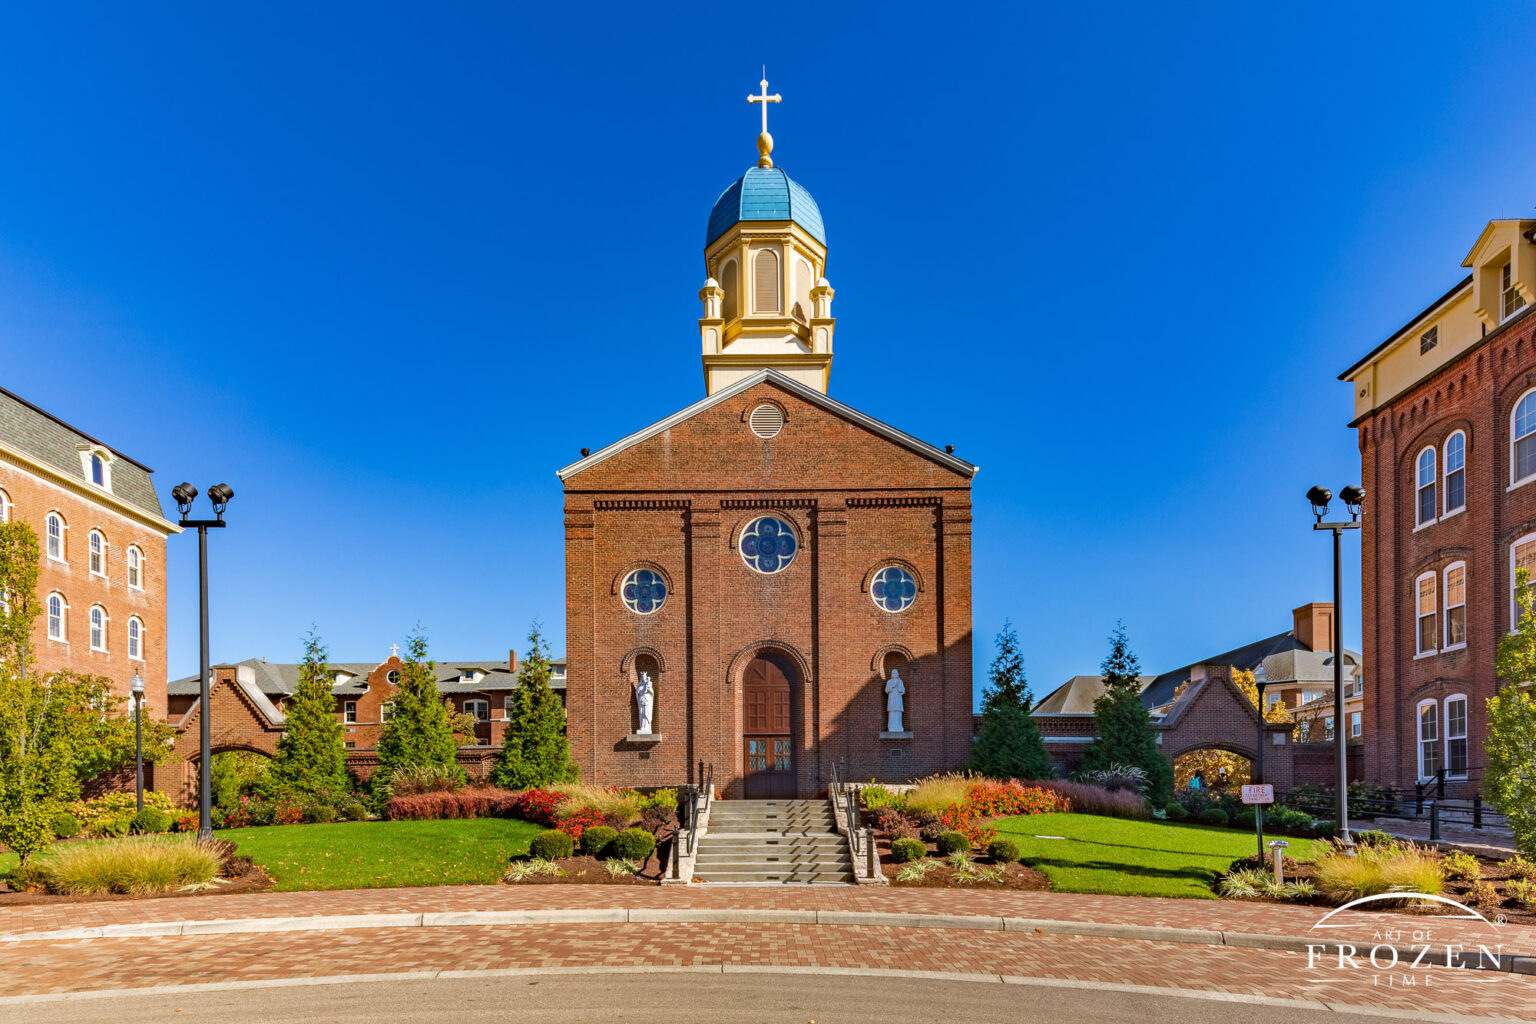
{"left": 1275, "top": 766, "right": 1507, "bottom": 840}
{"left": 671, "top": 762, "right": 714, "bottom": 880}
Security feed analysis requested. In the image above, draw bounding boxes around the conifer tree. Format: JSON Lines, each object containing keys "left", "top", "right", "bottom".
{"left": 493, "top": 622, "right": 575, "bottom": 790}
{"left": 1081, "top": 622, "right": 1172, "bottom": 804}
{"left": 970, "top": 620, "right": 1053, "bottom": 779}
{"left": 269, "top": 629, "right": 350, "bottom": 796}
{"left": 374, "top": 628, "right": 464, "bottom": 791}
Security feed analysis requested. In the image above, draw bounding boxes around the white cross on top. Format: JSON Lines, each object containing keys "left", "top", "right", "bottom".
{"left": 389, "top": 643, "right": 400, "bottom": 658}
{"left": 748, "top": 75, "right": 780, "bottom": 135}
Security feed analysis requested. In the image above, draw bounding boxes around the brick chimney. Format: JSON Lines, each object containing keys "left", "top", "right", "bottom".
{"left": 508, "top": 649, "right": 518, "bottom": 674}
{"left": 1292, "top": 602, "right": 1335, "bottom": 652}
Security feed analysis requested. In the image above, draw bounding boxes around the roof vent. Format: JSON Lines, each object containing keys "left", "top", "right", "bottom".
{"left": 749, "top": 403, "right": 784, "bottom": 439}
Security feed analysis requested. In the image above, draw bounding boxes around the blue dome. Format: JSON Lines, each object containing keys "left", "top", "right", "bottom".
{"left": 706, "top": 166, "right": 826, "bottom": 248}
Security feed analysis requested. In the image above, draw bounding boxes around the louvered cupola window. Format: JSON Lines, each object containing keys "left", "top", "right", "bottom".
{"left": 721, "top": 259, "right": 739, "bottom": 321}
{"left": 753, "top": 248, "right": 780, "bottom": 313}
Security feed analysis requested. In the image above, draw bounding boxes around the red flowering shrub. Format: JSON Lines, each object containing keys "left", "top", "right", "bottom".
{"left": 965, "top": 780, "right": 1069, "bottom": 818}
{"left": 512, "top": 788, "right": 560, "bottom": 826}
{"left": 939, "top": 802, "right": 996, "bottom": 850}
{"left": 555, "top": 807, "right": 605, "bottom": 843}
{"left": 172, "top": 811, "right": 200, "bottom": 834}
{"left": 387, "top": 788, "right": 524, "bottom": 821}
{"left": 274, "top": 804, "right": 304, "bottom": 826}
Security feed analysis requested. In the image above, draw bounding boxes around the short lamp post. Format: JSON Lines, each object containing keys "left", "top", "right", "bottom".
{"left": 173, "top": 482, "right": 235, "bottom": 841}
{"left": 1253, "top": 664, "right": 1271, "bottom": 860}
{"left": 131, "top": 671, "right": 145, "bottom": 813}
{"left": 1307, "top": 483, "right": 1365, "bottom": 852}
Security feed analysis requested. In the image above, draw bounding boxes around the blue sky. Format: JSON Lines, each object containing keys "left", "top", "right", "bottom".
{"left": 4, "top": 5, "right": 1534, "bottom": 699}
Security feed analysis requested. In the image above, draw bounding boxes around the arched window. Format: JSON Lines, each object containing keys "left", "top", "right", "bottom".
{"left": 753, "top": 248, "right": 780, "bottom": 314}
{"left": 1513, "top": 390, "right": 1536, "bottom": 486}
{"left": 1445, "top": 694, "right": 1468, "bottom": 777}
{"left": 1443, "top": 562, "right": 1466, "bottom": 650}
{"left": 1512, "top": 532, "right": 1536, "bottom": 628}
{"left": 1417, "top": 701, "right": 1440, "bottom": 780}
{"left": 47, "top": 593, "right": 66, "bottom": 640}
{"left": 1415, "top": 448, "right": 1437, "bottom": 526}
{"left": 720, "top": 259, "right": 739, "bottom": 321}
{"left": 1443, "top": 431, "right": 1466, "bottom": 515}
{"left": 127, "top": 616, "right": 143, "bottom": 660}
{"left": 127, "top": 546, "right": 143, "bottom": 590}
{"left": 90, "top": 454, "right": 104, "bottom": 486}
{"left": 89, "top": 605, "right": 108, "bottom": 651}
{"left": 1415, "top": 571, "right": 1437, "bottom": 656}
{"left": 88, "top": 530, "right": 106, "bottom": 576}
{"left": 46, "top": 513, "right": 65, "bottom": 561}
{"left": 0, "top": 488, "right": 9, "bottom": 522}
{"left": 793, "top": 257, "right": 813, "bottom": 323}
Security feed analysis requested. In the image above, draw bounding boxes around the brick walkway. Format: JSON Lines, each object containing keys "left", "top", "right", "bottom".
{"left": 4, "top": 884, "right": 1532, "bottom": 952}
{"left": 1, "top": 921, "right": 1529, "bottom": 1018}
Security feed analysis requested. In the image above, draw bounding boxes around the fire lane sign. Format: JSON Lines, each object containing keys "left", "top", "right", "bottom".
{"left": 1241, "top": 784, "right": 1275, "bottom": 805}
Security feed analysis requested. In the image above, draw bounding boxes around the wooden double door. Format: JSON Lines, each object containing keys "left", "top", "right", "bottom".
{"left": 743, "top": 653, "right": 797, "bottom": 798}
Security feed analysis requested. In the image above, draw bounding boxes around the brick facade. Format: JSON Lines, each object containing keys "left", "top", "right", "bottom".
{"left": 1355, "top": 307, "right": 1536, "bottom": 795}
{"left": 562, "top": 375, "right": 976, "bottom": 798}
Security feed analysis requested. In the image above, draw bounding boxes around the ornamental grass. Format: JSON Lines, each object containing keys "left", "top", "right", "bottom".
{"left": 904, "top": 773, "right": 976, "bottom": 816}
{"left": 386, "top": 787, "right": 523, "bottom": 821}
{"left": 550, "top": 783, "right": 643, "bottom": 823}
{"left": 38, "top": 835, "right": 222, "bottom": 895}
{"left": 1312, "top": 840, "right": 1445, "bottom": 904}
{"left": 1037, "top": 780, "right": 1151, "bottom": 820}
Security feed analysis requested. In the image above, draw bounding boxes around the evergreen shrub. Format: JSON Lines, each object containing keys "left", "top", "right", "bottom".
{"left": 934, "top": 830, "right": 970, "bottom": 855}
{"left": 890, "top": 837, "right": 926, "bottom": 863}
{"left": 610, "top": 827, "right": 656, "bottom": 862}
{"left": 528, "top": 830, "right": 574, "bottom": 861}
{"left": 581, "top": 825, "right": 618, "bottom": 857}
{"left": 987, "top": 837, "right": 1021, "bottom": 862}
{"left": 130, "top": 808, "right": 171, "bottom": 834}
{"left": 1197, "top": 808, "right": 1229, "bottom": 826}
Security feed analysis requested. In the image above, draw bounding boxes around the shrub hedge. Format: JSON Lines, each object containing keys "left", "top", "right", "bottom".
{"left": 890, "top": 837, "right": 926, "bottom": 863}
{"left": 580, "top": 825, "right": 618, "bottom": 857}
{"left": 987, "top": 837, "right": 1021, "bottom": 863}
{"left": 528, "top": 829, "right": 574, "bottom": 860}
{"left": 934, "top": 830, "right": 970, "bottom": 855}
{"left": 1197, "top": 807, "right": 1229, "bottom": 826}
{"left": 610, "top": 827, "right": 656, "bottom": 862}
{"left": 130, "top": 808, "right": 172, "bottom": 835}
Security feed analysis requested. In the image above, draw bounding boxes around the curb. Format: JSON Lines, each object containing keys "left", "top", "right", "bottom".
{"left": 2, "top": 908, "right": 1530, "bottom": 973}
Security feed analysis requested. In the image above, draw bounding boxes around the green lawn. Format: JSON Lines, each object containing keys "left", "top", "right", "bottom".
{"left": 219, "top": 818, "right": 544, "bottom": 891}
{"left": 992, "top": 813, "right": 1322, "bottom": 899}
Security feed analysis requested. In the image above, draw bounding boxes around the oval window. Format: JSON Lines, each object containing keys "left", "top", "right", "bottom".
{"left": 871, "top": 566, "right": 917, "bottom": 612}
{"left": 740, "top": 516, "right": 798, "bottom": 574}
{"left": 622, "top": 568, "right": 668, "bottom": 614}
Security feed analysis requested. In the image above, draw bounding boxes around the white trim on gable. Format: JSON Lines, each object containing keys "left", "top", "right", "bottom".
{"left": 555, "top": 369, "right": 979, "bottom": 481}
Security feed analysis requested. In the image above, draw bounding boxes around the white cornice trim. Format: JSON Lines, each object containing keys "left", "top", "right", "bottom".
{"left": 0, "top": 440, "right": 180, "bottom": 535}
{"left": 557, "top": 369, "right": 979, "bottom": 481}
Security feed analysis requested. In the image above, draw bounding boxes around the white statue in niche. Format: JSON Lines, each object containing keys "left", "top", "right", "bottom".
{"left": 635, "top": 671, "right": 655, "bottom": 735}
{"left": 885, "top": 669, "right": 906, "bottom": 733}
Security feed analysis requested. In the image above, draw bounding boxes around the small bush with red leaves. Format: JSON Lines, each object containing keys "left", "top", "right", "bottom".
{"left": 386, "top": 788, "right": 525, "bottom": 821}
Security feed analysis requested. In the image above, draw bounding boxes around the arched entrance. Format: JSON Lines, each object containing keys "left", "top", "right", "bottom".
{"left": 743, "top": 652, "right": 796, "bottom": 797}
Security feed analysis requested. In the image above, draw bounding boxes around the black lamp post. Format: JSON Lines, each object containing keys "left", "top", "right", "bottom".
{"left": 1253, "top": 663, "right": 1271, "bottom": 860}
{"left": 173, "top": 482, "right": 234, "bottom": 841}
{"left": 131, "top": 671, "right": 145, "bottom": 813}
{"left": 1307, "top": 483, "right": 1364, "bottom": 851}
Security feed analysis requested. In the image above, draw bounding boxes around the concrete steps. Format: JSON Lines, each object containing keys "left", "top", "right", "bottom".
{"left": 692, "top": 799, "right": 854, "bottom": 884}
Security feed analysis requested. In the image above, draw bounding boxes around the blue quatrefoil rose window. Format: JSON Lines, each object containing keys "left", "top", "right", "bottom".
{"left": 621, "top": 569, "right": 668, "bottom": 614}
{"left": 870, "top": 565, "right": 917, "bottom": 612}
{"left": 739, "top": 516, "right": 798, "bottom": 574}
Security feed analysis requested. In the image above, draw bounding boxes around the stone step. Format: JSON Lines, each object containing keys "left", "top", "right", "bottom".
{"left": 691, "top": 870, "right": 855, "bottom": 884}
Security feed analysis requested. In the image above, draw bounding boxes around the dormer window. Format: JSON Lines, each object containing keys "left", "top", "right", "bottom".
{"left": 461, "top": 670, "right": 480, "bottom": 684}
{"left": 79, "top": 448, "right": 113, "bottom": 492}
{"left": 91, "top": 454, "right": 104, "bottom": 486}
{"left": 1503, "top": 262, "right": 1527, "bottom": 321}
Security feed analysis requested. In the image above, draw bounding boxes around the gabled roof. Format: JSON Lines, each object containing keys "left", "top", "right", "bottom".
{"left": 557, "top": 369, "right": 979, "bottom": 481}
{"left": 168, "top": 657, "right": 567, "bottom": 698}
{"left": 1033, "top": 674, "right": 1156, "bottom": 715}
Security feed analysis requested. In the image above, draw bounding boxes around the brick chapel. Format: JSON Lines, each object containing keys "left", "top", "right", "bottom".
{"left": 560, "top": 88, "right": 978, "bottom": 798}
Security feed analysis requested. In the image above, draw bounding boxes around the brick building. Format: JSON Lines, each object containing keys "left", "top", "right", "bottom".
{"left": 162, "top": 653, "right": 565, "bottom": 787}
{"left": 559, "top": 121, "right": 977, "bottom": 798}
{"left": 1340, "top": 207, "right": 1536, "bottom": 796}
{"left": 0, "top": 385, "right": 178, "bottom": 715}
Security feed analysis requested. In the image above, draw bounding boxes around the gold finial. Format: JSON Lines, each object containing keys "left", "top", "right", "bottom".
{"left": 747, "top": 74, "right": 781, "bottom": 168}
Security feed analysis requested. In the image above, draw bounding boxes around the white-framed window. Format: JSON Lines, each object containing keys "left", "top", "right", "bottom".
{"left": 91, "top": 454, "right": 104, "bottom": 486}
{"left": 503, "top": 695, "right": 513, "bottom": 718}
{"left": 1417, "top": 700, "right": 1441, "bottom": 780}
{"left": 1512, "top": 533, "right": 1536, "bottom": 628}
{"left": 88, "top": 530, "right": 106, "bottom": 576}
{"left": 126, "top": 546, "right": 143, "bottom": 590}
{"left": 380, "top": 700, "right": 396, "bottom": 723}
{"left": 1415, "top": 447, "right": 1437, "bottom": 526}
{"left": 1444, "top": 562, "right": 1467, "bottom": 650}
{"left": 47, "top": 592, "right": 67, "bottom": 640}
{"left": 386, "top": 670, "right": 401, "bottom": 685}
{"left": 1325, "top": 716, "right": 1336, "bottom": 741}
{"left": 1445, "top": 694, "right": 1468, "bottom": 777}
{"left": 46, "top": 512, "right": 65, "bottom": 562}
{"left": 1443, "top": 431, "right": 1466, "bottom": 515}
{"left": 89, "top": 605, "right": 107, "bottom": 651}
{"left": 343, "top": 701, "right": 357, "bottom": 724}
{"left": 127, "top": 616, "right": 144, "bottom": 660}
{"left": 464, "top": 699, "right": 489, "bottom": 721}
{"left": 1416, "top": 572, "right": 1438, "bottom": 655}
{"left": 0, "top": 488, "right": 9, "bottom": 522}
{"left": 1350, "top": 711, "right": 1362, "bottom": 738}
{"left": 1502, "top": 262, "right": 1527, "bottom": 322}
{"left": 1513, "top": 391, "right": 1536, "bottom": 487}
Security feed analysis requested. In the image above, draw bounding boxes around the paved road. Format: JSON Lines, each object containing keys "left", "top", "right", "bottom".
{"left": 8, "top": 973, "right": 1517, "bottom": 1024}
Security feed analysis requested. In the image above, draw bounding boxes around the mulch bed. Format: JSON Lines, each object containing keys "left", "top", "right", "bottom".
{"left": 873, "top": 836, "right": 1050, "bottom": 890}
{"left": 506, "top": 831, "right": 675, "bottom": 886}
{"left": 0, "top": 862, "right": 274, "bottom": 906}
